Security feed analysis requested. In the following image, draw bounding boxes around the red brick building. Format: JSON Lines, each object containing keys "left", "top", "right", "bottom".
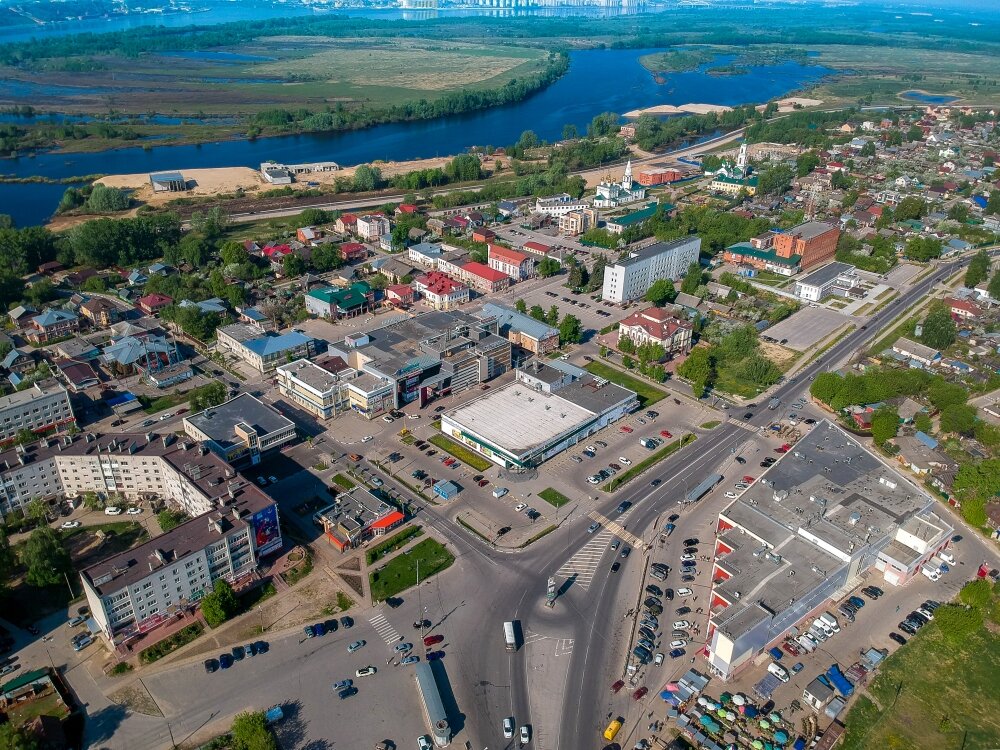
{"left": 340, "top": 242, "right": 368, "bottom": 263}
{"left": 771, "top": 221, "right": 840, "bottom": 270}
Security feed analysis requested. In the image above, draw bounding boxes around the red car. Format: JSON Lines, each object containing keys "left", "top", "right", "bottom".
{"left": 781, "top": 641, "right": 801, "bottom": 657}
{"left": 659, "top": 430, "right": 672, "bottom": 439}
{"left": 620, "top": 425, "right": 634, "bottom": 433}
{"left": 611, "top": 680, "right": 625, "bottom": 694}
{"left": 632, "top": 686, "right": 648, "bottom": 701}
{"left": 743, "top": 476, "right": 756, "bottom": 483}
{"left": 775, "top": 447, "right": 788, "bottom": 454}
{"left": 781, "top": 443, "right": 791, "bottom": 450}
{"left": 478, "top": 479, "right": 489, "bottom": 487}
{"left": 423, "top": 634, "right": 444, "bottom": 647}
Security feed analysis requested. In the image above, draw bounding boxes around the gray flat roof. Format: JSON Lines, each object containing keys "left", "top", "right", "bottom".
{"left": 278, "top": 359, "right": 344, "bottom": 392}
{"left": 786, "top": 221, "right": 836, "bottom": 240}
{"left": 797, "top": 261, "right": 855, "bottom": 288}
{"left": 185, "top": 393, "right": 294, "bottom": 442}
{"left": 617, "top": 237, "right": 699, "bottom": 269}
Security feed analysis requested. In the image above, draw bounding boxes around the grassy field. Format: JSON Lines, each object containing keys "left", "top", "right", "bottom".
{"left": 428, "top": 434, "right": 493, "bottom": 472}
{"left": 365, "top": 525, "right": 423, "bottom": 566}
{"left": 332, "top": 473, "right": 356, "bottom": 491}
{"left": 841, "top": 580, "right": 1000, "bottom": 750}
{"left": 539, "top": 488, "right": 572, "bottom": 508}
{"left": 369, "top": 538, "right": 455, "bottom": 602}
{"left": 584, "top": 361, "right": 667, "bottom": 408}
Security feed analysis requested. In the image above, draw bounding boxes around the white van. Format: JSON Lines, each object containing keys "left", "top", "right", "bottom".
{"left": 819, "top": 612, "right": 841, "bottom": 632}
{"left": 921, "top": 566, "right": 940, "bottom": 581}
{"left": 938, "top": 550, "right": 956, "bottom": 565}
{"left": 796, "top": 635, "right": 817, "bottom": 653}
{"left": 492, "top": 487, "right": 508, "bottom": 498}
{"left": 813, "top": 618, "right": 834, "bottom": 637}
{"left": 767, "top": 662, "right": 790, "bottom": 682}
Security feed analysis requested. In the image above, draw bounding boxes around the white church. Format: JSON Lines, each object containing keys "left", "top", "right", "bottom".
{"left": 594, "top": 160, "right": 647, "bottom": 208}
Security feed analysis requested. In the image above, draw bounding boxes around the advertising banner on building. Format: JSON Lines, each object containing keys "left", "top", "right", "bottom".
{"left": 251, "top": 504, "right": 282, "bottom": 556}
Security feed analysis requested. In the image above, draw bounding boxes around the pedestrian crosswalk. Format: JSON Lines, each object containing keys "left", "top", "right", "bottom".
{"left": 587, "top": 510, "right": 643, "bottom": 549}
{"left": 368, "top": 611, "right": 401, "bottom": 645}
{"left": 555, "top": 528, "right": 613, "bottom": 591}
{"left": 727, "top": 417, "right": 758, "bottom": 432}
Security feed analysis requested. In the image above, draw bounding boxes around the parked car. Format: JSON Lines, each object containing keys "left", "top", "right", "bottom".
{"left": 355, "top": 666, "right": 377, "bottom": 677}
{"left": 104, "top": 507, "right": 123, "bottom": 515}
{"left": 889, "top": 632, "right": 907, "bottom": 646}
{"left": 60, "top": 520, "right": 81, "bottom": 529}
{"left": 669, "top": 648, "right": 685, "bottom": 659}
{"left": 611, "top": 679, "right": 625, "bottom": 693}
{"left": 423, "top": 634, "right": 444, "bottom": 647}
{"left": 633, "top": 686, "right": 648, "bottom": 701}
{"left": 204, "top": 659, "right": 219, "bottom": 674}
{"left": 347, "top": 640, "right": 365, "bottom": 653}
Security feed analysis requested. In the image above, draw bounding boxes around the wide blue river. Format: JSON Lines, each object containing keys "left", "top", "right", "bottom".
{"left": 1, "top": 48, "right": 831, "bottom": 227}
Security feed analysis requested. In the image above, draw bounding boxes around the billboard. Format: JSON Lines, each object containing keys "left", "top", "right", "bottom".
{"left": 251, "top": 504, "right": 282, "bottom": 557}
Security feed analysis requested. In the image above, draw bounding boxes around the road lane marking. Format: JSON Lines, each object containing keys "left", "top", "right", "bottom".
{"left": 368, "top": 612, "right": 401, "bottom": 645}
{"left": 727, "top": 417, "right": 758, "bottom": 432}
{"left": 587, "top": 510, "right": 643, "bottom": 548}
{"left": 555, "top": 529, "right": 613, "bottom": 590}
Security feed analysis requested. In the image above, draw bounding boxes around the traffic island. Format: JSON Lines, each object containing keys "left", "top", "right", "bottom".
{"left": 601, "top": 433, "right": 696, "bottom": 492}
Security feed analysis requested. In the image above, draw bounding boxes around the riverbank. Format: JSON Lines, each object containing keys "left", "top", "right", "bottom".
{"left": 623, "top": 103, "right": 733, "bottom": 118}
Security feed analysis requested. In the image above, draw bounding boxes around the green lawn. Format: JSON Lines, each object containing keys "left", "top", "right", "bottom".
{"left": 332, "top": 473, "right": 356, "bottom": 491}
{"left": 369, "top": 538, "right": 455, "bottom": 602}
{"left": 139, "top": 623, "right": 204, "bottom": 665}
{"left": 365, "top": 525, "right": 423, "bottom": 566}
{"left": 700, "top": 420, "right": 721, "bottom": 429}
{"left": 602, "top": 434, "right": 696, "bottom": 492}
{"left": 539, "top": 488, "right": 572, "bottom": 508}
{"left": 583, "top": 361, "right": 667, "bottom": 408}
{"left": 841, "top": 580, "right": 1000, "bottom": 750}
{"left": 428, "top": 434, "right": 493, "bottom": 472}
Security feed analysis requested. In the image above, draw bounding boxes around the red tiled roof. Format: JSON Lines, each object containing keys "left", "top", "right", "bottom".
{"left": 945, "top": 297, "right": 982, "bottom": 315}
{"left": 262, "top": 244, "right": 291, "bottom": 258}
{"left": 370, "top": 511, "right": 405, "bottom": 531}
{"left": 523, "top": 241, "right": 551, "bottom": 254}
{"left": 416, "top": 272, "right": 466, "bottom": 295}
{"left": 340, "top": 213, "right": 358, "bottom": 224}
{"left": 138, "top": 293, "right": 173, "bottom": 307}
{"left": 341, "top": 242, "right": 366, "bottom": 253}
{"left": 619, "top": 306, "right": 691, "bottom": 341}
{"left": 386, "top": 284, "right": 414, "bottom": 298}
{"left": 489, "top": 244, "right": 528, "bottom": 265}
{"left": 462, "top": 261, "right": 507, "bottom": 283}
{"left": 398, "top": 204, "right": 418, "bottom": 214}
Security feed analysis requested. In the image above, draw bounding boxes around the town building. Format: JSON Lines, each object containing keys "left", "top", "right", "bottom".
{"left": 534, "top": 193, "right": 590, "bottom": 217}
{"left": 182, "top": 394, "right": 296, "bottom": 467}
{"left": 149, "top": 172, "right": 186, "bottom": 192}
{"left": 944, "top": 297, "right": 982, "bottom": 321}
{"left": 304, "top": 283, "right": 375, "bottom": 319}
{"left": 259, "top": 163, "right": 292, "bottom": 184}
{"left": 355, "top": 214, "right": 390, "bottom": 242}
{"left": 772, "top": 221, "right": 840, "bottom": 271}
{"left": 488, "top": 245, "right": 534, "bottom": 281}
{"left": 723, "top": 242, "right": 801, "bottom": 277}
{"left": 407, "top": 242, "right": 444, "bottom": 269}
{"left": 617, "top": 307, "right": 693, "bottom": 356}
{"left": 412, "top": 272, "right": 470, "bottom": 310}
{"left": 0, "top": 380, "right": 74, "bottom": 443}
{"left": 890, "top": 337, "right": 941, "bottom": 368}
{"left": 708, "top": 143, "right": 758, "bottom": 196}
{"left": 26, "top": 310, "right": 80, "bottom": 344}
{"left": 793, "top": 262, "right": 861, "bottom": 302}
{"left": 593, "top": 161, "right": 647, "bottom": 208}
{"left": 340, "top": 242, "right": 369, "bottom": 263}
{"left": 602, "top": 237, "right": 702, "bottom": 304}
{"left": 441, "top": 360, "right": 637, "bottom": 470}
{"left": 79, "top": 297, "right": 122, "bottom": 328}
{"left": 475, "top": 303, "right": 560, "bottom": 355}
{"left": 215, "top": 325, "right": 317, "bottom": 374}
{"left": 558, "top": 208, "right": 597, "bottom": 236}
{"left": 312, "top": 486, "right": 404, "bottom": 552}
{"left": 1, "top": 348, "right": 35, "bottom": 378}
{"left": 81, "top": 469, "right": 282, "bottom": 646}
{"left": 275, "top": 359, "right": 355, "bottom": 420}
{"left": 137, "top": 294, "right": 174, "bottom": 315}
{"left": 706, "top": 421, "right": 953, "bottom": 680}
{"left": 384, "top": 284, "right": 415, "bottom": 308}
{"left": 461, "top": 261, "right": 510, "bottom": 293}
{"left": 327, "top": 311, "right": 511, "bottom": 409}
{"left": 605, "top": 201, "right": 669, "bottom": 236}
{"left": 637, "top": 169, "right": 683, "bottom": 186}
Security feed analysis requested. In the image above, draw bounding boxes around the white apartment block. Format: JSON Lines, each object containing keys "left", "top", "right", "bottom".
{"left": 0, "top": 380, "right": 75, "bottom": 442}
{"left": 275, "top": 359, "right": 354, "bottom": 420}
{"left": 356, "top": 214, "right": 390, "bottom": 241}
{"left": 601, "top": 237, "right": 702, "bottom": 304}
{"left": 534, "top": 194, "right": 590, "bottom": 217}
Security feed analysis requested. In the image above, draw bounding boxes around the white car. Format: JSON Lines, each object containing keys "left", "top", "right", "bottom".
{"left": 680, "top": 553, "right": 695, "bottom": 561}
{"left": 586, "top": 445, "right": 597, "bottom": 453}
{"left": 618, "top": 456, "right": 632, "bottom": 466}
{"left": 355, "top": 665, "right": 377, "bottom": 677}
{"left": 408, "top": 414, "right": 421, "bottom": 420}
{"left": 676, "top": 588, "right": 693, "bottom": 596}
{"left": 126, "top": 507, "right": 142, "bottom": 515}
{"left": 520, "top": 726, "right": 530, "bottom": 744}
{"left": 725, "top": 491, "right": 738, "bottom": 499}
{"left": 60, "top": 520, "right": 81, "bottom": 529}
{"left": 159, "top": 412, "right": 173, "bottom": 420}
{"left": 361, "top": 435, "right": 374, "bottom": 443}
{"left": 418, "top": 736, "right": 433, "bottom": 750}
{"left": 587, "top": 475, "right": 601, "bottom": 484}
{"left": 104, "top": 507, "right": 122, "bottom": 516}
{"left": 654, "top": 652, "right": 664, "bottom": 666}
{"left": 268, "top": 476, "right": 277, "bottom": 484}
{"left": 672, "top": 620, "right": 690, "bottom": 630}
{"left": 669, "top": 639, "right": 687, "bottom": 649}
{"left": 514, "top": 503, "right": 527, "bottom": 512}
{"left": 939, "top": 551, "right": 955, "bottom": 564}
{"left": 734, "top": 483, "right": 748, "bottom": 490}
{"left": 503, "top": 717, "right": 514, "bottom": 739}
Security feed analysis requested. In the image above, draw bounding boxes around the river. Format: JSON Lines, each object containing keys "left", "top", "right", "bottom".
{"left": 1, "top": 48, "right": 831, "bottom": 228}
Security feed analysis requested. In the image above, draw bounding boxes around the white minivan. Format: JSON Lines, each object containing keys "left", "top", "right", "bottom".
{"left": 492, "top": 487, "right": 508, "bottom": 498}
{"left": 767, "top": 662, "right": 790, "bottom": 682}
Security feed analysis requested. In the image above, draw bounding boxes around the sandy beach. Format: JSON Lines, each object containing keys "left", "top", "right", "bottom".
{"left": 623, "top": 103, "right": 734, "bottom": 118}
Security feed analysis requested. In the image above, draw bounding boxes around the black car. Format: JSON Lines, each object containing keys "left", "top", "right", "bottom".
{"left": 338, "top": 687, "right": 357, "bottom": 700}
{"left": 611, "top": 562, "right": 621, "bottom": 573}
{"left": 638, "top": 628, "right": 657, "bottom": 641}
{"left": 683, "top": 538, "right": 699, "bottom": 546}
{"left": 675, "top": 606, "right": 691, "bottom": 616}
{"left": 897, "top": 621, "right": 917, "bottom": 635}
{"left": 650, "top": 479, "right": 662, "bottom": 486}
{"left": 254, "top": 640, "right": 269, "bottom": 654}
{"left": 683, "top": 546, "right": 698, "bottom": 555}
{"left": 681, "top": 574, "right": 695, "bottom": 583}
{"left": 735, "top": 456, "right": 746, "bottom": 464}
{"left": 620, "top": 546, "right": 631, "bottom": 558}
{"left": 664, "top": 588, "right": 674, "bottom": 601}
{"left": 908, "top": 612, "right": 929, "bottom": 626}
{"left": 645, "top": 585, "right": 663, "bottom": 597}
{"left": 644, "top": 597, "right": 662, "bottom": 609}
{"left": 231, "top": 646, "right": 245, "bottom": 661}
{"left": 889, "top": 632, "right": 907, "bottom": 646}
{"left": 616, "top": 501, "right": 631, "bottom": 514}
{"left": 219, "top": 653, "right": 234, "bottom": 669}
{"left": 681, "top": 560, "right": 697, "bottom": 568}
{"left": 204, "top": 658, "right": 219, "bottom": 674}
{"left": 340, "top": 616, "right": 354, "bottom": 629}
{"left": 434, "top": 406, "right": 446, "bottom": 413}
{"left": 744, "top": 412, "right": 753, "bottom": 419}
{"left": 324, "top": 619, "right": 339, "bottom": 633}
{"left": 668, "top": 514, "right": 680, "bottom": 522}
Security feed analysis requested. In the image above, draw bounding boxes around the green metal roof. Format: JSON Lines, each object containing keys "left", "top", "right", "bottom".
{"left": 726, "top": 242, "right": 801, "bottom": 266}
{"left": 609, "top": 202, "right": 674, "bottom": 227}
{"left": 712, "top": 175, "right": 759, "bottom": 187}
{"left": 1, "top": 668, "right": 49, "bottom": 695}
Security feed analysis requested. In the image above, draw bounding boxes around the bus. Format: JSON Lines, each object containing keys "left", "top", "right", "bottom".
{"left": 503, "top": 621, "right": 518, "bottom": 652}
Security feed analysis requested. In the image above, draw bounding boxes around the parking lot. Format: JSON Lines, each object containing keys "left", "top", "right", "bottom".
{"left": 764, "top": 306, "right": 852, "bottom": 352}
{"left": 511, "top": 279, "right": 639, "bottom": 339}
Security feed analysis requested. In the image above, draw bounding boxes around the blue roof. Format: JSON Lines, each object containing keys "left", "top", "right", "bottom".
{"left": 1, "top": 348, "right": 25, "bottom": 369}
{"left": 105, "top": 392, "right": 137, "bottom": 407}
{"left": 478, "top": 303, "right": 558, "bottom": 341}
{"left": 973, "top": 195, "right": 988, "bottom": 208}
{"left": 915, "top": 431, "right": 938, "bottom": 449}
{"left": 242, "top": 308, "right": 267, "bottom": 322}
{"left": 33, "top": 309, "right": 77, "bottom": 326}
{"left": 243, "top": 331, "right": 313, "bottom": 357}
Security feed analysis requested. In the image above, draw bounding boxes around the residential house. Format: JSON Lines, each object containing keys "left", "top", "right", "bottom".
{"left": 27, "top": 309, "right": 80, "bottom": 344}
{"left": 407, "top": 242, "right": 444, "bottom": 269}
{"left": 55, "top": 338, "right": 101, "bottom": 362}
{"left": 237, "top": 306, "right": 274, "bottom": 332}
{"left": 488, "top": 245, "right": 534, "bottom": 282}
{"left": 380, "top": 258, "right": 420, "bottom": 284}
{"left": 340, "top": 242, "right": 369, "bottom": 263}
{"left": 356, "top": 214, "right": 390, "bottom": 242}
{"left": 1, "top": 348, "right": 35, "bottom": 376}
{"left": 522, "top": 241, "right": 553, "bottom": 257}
{"left": 944, "top": 296, "right": 982, "bottom": 321}
{"left": 37, "top": 261, "right": 64, "bottom": 275}
{"left": 137, "top": 294, "right": 173, "bottom": 315}
{"left": 385, "top": 285, "right": 415, "bottom": 308}
{"left": 178, "top": 298, "right": 228, "bottom": 315}
{"left": 558, "top": 208, "right": 596, "bottom": 236}
{"left": 55, "top": 359, "right": 101, "bottom": 392}
{"left": 126, "top": 269, "right": 148, "bottom": 286}
{"left": 892, "top": 432, "right": 957, "bottom": 477}
{"left": 472, "top": 228, "right": 496, "bottom": 244}
{"left": 335, "top": 214, "right": 358, "bottom": 235}
{"left": 412, "top": 273, "right": 470, "bottom": 310}
{"left": 79, "top": 297, "right": 122, "bottom": 327}
{"left": 891, "top": 337, "right": 941, "bottom": 367}
{"left": 304, "top": 283, "right": 375, "bottom": 319}
{"left": 8, "top": 305, "right": 36, "bottom": 326}
{"left": 617, "top": 307, "right": 694, "bottom": 356}
{"left": 297, "top": 226, "right": 321, "bottom": 245}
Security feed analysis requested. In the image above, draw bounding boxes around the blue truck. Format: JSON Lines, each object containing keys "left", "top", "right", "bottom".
{"left": 826, "top": 664, "right": 854, "bottom": 697}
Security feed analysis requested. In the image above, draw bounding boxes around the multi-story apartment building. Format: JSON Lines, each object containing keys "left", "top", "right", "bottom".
{"left": 215, "top": 324, "right": 316, "bottom": 374}
{"left": 558, "top": 208, "right": 597, "bottom": 236}
{"left": 182, "top": 394, "right": 296, "bottom": 467}
{"left": 26, "top": 309, "right": 80, "bottom": 344}
{"left": 81, "top": 474, "right": 280, "bottom": 646}
{"left": 601, "top": 237, "right": 702, "bottom": 304}
{"left": 0, "top": 380, "right": 75, "bottom": 443}
{"left": 726, "top": 221, "right": 840, "bottom": 274}
{"left": 275, "top": 359, "right": 354, "bottom": 420}
{"left": 355, "top": 214, "right": 390, "bottom": 242}
{"left": 534, "top": 193, "right": 590, "bottom": 217}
